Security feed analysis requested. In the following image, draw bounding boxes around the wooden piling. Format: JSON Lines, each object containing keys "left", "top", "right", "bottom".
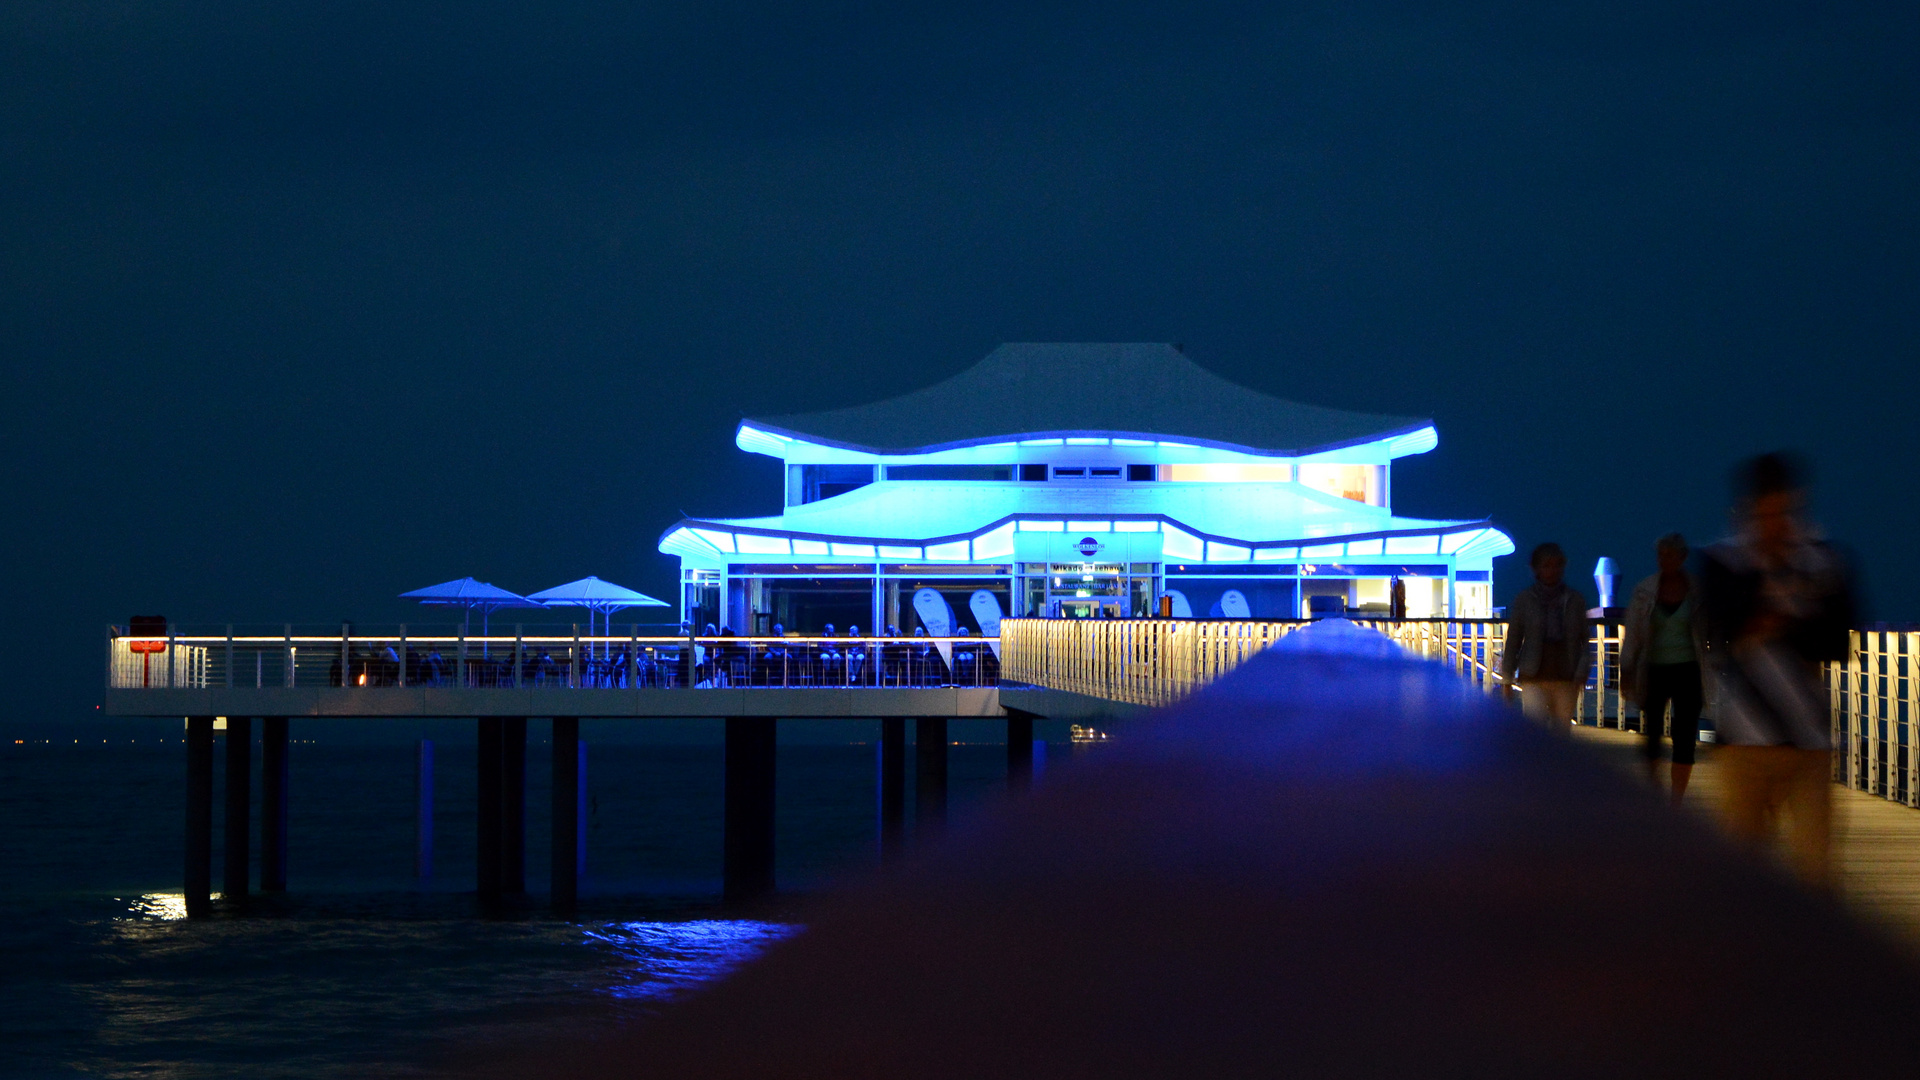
{"left": 878, "top": 717, "right": 906, "bottom": 859}
{"left": 260, "top": 718, "right": 288, "bottom": 892}
{"left": 223, "top": 716, "right": 252, "bottom": 902}
{"left": 551, "top": 718, "right": 579, "bottom": 913}
{"left": 724, "top": 717, "right": 777, "bottom": 902}
{"left": 501, "top": 717, "right": 526, "bottom": 895}
{"left": 184, "top": 716, "right": 214, "bottom": 917}
{"left": 1006, "top": 710, "right": 1035, "bottom": 793}
{"left": 476, "top": 718, "right": 502, "bottom": 899}
{"left": 916, "top": 717, "right": 948, "bottom": 836}
{"left": 415, "top": 739, "right": 434, "bottom": 881}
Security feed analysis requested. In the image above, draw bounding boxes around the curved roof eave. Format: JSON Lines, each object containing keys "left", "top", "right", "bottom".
{"left": 657, "top": 514, "right": 1507, "bottom": 557}
{"left": 737, "top": 420, "right": 1437, "bottom": 461}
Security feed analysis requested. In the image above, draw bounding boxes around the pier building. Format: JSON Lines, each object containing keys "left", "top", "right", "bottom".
{"left": 658, "top": 343, "right": 1514, "bottom": 632}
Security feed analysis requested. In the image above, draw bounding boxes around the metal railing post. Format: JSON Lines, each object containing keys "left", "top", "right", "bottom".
{"left": 398, "top": 624, "right": 408, "bottom": 688}
{"left": 341, "top": 623, "right": 351, "bottom": 688}
{"left": 512, "top": 626, "right": 523, "bottom": 689}
{"left": 285, "top": 624, "right": 295, "bottom": 687}
{"left": 225, "top": 625, "right": 234, "bottom": 689}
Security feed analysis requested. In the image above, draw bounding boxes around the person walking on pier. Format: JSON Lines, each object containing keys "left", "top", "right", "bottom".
{"left": 1622, "top": 533, "right": 1705, "bottom": 803}
{"left": 1700, "top": 453, "right": 1856, "bottom": 889}
{"left": 1501, "top": 543, "right": 1590, "bottom": 731}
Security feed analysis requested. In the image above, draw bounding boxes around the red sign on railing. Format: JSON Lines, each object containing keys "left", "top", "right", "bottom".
{"left": 126, "top": 617, "right": 169, "bottom": 687}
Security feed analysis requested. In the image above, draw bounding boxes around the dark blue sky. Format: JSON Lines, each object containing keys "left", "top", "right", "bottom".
{"left": 3, "top": 2, "right": 1916, "bottom": 720}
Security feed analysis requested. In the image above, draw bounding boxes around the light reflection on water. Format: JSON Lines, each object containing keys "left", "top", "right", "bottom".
{"left": 4, "top": 739, "right": 991, "bottom": 1077}
{"left": 122, "top": 893, "right": 192, "bottom": 921}
{"left": 585, "top": 920, "right": 799, "bottom": 1000}
{"left": 25, "top": 901, "right": 798, "bottom": 1079}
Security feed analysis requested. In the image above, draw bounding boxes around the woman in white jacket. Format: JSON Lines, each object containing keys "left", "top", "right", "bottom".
{"left": 1621, "top": 533, "right": 1707, "bottom": 803}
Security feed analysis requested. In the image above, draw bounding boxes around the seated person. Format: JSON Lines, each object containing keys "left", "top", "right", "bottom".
{"left": 819, "top": 624, "right": 845, "bottom": 684}
{"left": 952, "top": 627, "right": 977, "bottom": 685}
{"left": 843, "top": 625, "right": 869, "bottom": 684}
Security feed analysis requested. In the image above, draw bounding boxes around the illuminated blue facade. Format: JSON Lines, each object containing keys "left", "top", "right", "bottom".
{"left": 659, "top": 343, "right": 1513, "bottom": 633}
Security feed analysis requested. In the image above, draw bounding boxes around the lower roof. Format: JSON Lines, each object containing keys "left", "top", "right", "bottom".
{"left": 659, "top": 481, "right": 1513, "bottom": 565}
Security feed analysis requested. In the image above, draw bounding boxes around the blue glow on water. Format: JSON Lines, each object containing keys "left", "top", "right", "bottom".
{"left": 584, "top": 920, "right": 800, "bottom": 1000}
{"left": 0, "top": 734, "right": 1020, "bottom": 1077}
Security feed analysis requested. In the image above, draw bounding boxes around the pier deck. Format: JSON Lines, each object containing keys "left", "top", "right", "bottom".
{"left": 101, "top": 685, "right": 1003, "bottom": 719}
{"left": 1575, "top": 726, "right": 1920, "bottom": 952}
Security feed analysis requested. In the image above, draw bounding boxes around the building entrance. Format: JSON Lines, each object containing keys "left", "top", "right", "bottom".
{"left": 1027, "top": 562, "right": 1156, "bottom": 618}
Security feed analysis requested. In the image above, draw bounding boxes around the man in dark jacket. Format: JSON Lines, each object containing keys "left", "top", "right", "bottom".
{"left": 1699, "top": 452, "right": 1856, "bottom": 888}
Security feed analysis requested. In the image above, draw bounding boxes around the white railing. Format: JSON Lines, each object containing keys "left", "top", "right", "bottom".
{"left": 1001, "top": 618, "right": 1308, "bottom": 707}
{"left": 1830, "top": 630, "right": 1920, "bottom": 807}
{"left": 1006, "top": 617, "right": 1920, "bottom": 812}
{"left": 105, "top": 628, "right": 1001, "bottom": 690}
{"left": 109, "top": 638, "right": 210, "bottom": 688}
{"left": 1002, "top": 617, "right": 1616, "bottom": 713}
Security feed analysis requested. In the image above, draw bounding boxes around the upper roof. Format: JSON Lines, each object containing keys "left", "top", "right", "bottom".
{"left": 743, "top": 343, "right": 1432, "bottom": 457}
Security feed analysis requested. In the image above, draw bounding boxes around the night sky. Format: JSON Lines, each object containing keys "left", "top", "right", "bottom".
{"left": 4, "top": 2, "right": 1916, "bottom": 722}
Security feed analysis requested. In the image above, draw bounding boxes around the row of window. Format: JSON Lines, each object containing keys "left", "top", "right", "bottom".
{"left": 785, "top": 463, "right": 1383, "bottom": 504}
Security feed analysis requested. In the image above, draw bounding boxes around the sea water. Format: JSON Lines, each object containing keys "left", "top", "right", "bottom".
{"left": 1, "top": 717, "right": 1023, "bottom": 1077}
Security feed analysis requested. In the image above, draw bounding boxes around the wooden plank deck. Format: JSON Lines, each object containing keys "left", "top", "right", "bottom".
{"left": 1573, "top": 725, "right": 1920, "bottom": 952}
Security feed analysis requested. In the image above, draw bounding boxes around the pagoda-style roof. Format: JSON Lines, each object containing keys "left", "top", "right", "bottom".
{"left": 743, "top": 343, "right": 1431, "bottom": 457}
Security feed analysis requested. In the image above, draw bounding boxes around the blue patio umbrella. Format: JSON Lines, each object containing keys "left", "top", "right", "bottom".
{"left": 399, "top": 577, "right": 540, "bottom": 638}
{"left": 526, "top": 576, "right": 670, "bottom": 655}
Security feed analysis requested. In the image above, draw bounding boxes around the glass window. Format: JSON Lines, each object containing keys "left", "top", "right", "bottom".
{"left": 1157, "top": 463, "right": 1293, "bottom": 483}
{"left": 1165, "top": 575, "right": 1299, "bottom": 619}
{"left": 1401, "top": 576, "right": 1448, "bottom": 618}
{"left": 884, "top": 465, "right": 1013, "bottom": 481}
{"left": 794, "top": 464, "right": 875, "bottom": 504}
{"left": 760, "top": 577, "right": 875, "bottom": 635}
{"left": 1297, "top": 463, "right": 1382, "bottom": 505}
{"left": 1455, "top": 581, "right": 1490, "bottom": 618}
{"left": 683, "top": 569, "right": 722, "bottom": 630}
{"left": 883, "top": 577, "right": 1012, "bottom": 635}
{"left": 1351, "top": 577, "right": 1391, "bottom": 615}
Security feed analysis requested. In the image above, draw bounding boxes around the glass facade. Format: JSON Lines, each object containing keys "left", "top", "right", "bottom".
{"left": 663, "top": 359, "right": 1513, "bottom": 623}
{"left": 721, "top": 564, "right": 1018, "bottom": 635}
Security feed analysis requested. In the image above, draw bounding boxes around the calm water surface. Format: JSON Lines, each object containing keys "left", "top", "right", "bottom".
{"left": 1, "top": 719, "right": 1025, "bottom": 1077}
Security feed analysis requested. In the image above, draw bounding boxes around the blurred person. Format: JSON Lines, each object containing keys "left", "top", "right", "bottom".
{"left": 1700, "top": 453, "right": 1856, "bottom": 889}
{"left": 1622, "top": 533, "right": 1706, "bottom": 803}
{"left": 1500, "top": 543, "right": 1591, "bottom": 731}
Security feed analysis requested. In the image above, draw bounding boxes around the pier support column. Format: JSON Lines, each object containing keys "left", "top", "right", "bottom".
{"left": 915, "top": 717, "right": 948, "bottom": 837}
{"left": 551, "top": 718, "right": 580, "bottom": 913}
{"left": 501, "top": 718, "right": 527, "bottom": 895}
{"left": 223, "top": 716, "right": 252, "bottom": 902}
{"left": 723, "top": 717, "right": 777, "bottom": 902}
{"left": 261, "top": 718, "right": 288, "bottom": 892}
{"left": 184, "top": 716, "right": 214, "bottom": 918}
{"left": 878, "top": 717, "right": 906, "bottom": 860}
{"left": 476, "top": 718, "right": 502, "bottom": 900}
{"left": 1006, "top": 710, "right": 1035, "bottom": 794}
{"left": 415, "top": 739, "right": 434, "bottom": 881}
